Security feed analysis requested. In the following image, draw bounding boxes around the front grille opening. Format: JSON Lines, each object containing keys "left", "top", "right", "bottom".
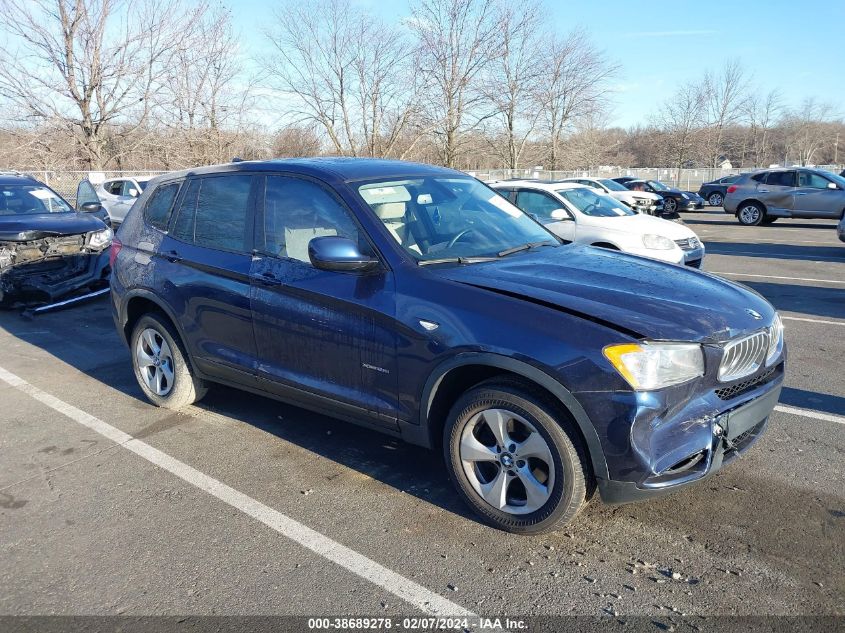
{"left": 663, "top": 450, "right": 706, "bottom": 475}
{"left": 727, "top": 420, "right": 766, "bottom": 454}
{"left": 715, "top": 366, "right": 777, "bottom": 400}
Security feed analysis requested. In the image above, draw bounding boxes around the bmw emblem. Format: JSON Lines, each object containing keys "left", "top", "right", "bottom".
{"left": 745, "top": 308, "right": 762, "bottom": 320}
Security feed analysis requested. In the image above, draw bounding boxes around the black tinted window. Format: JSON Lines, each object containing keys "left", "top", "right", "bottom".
{"left": 171, "top": 175, "right": 253, "bottom": 252}
{"left": 262, "top": 176, "right": 361, "bottom": 264}
{"left": 766, "top": 171, "right": 795, "bottom": 187}
{"left": 750, "top": 173, "right": 767, "bottom": 183}
{"left": 144, "top": 182, "right": 180, "bottom": 230}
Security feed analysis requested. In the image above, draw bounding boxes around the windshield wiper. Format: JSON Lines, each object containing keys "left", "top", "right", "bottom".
{"left": 418, "top": 256, "right": 497, "bottom": 266}
{"left": 497, "top": 240, "right": 557, "bottom": 258}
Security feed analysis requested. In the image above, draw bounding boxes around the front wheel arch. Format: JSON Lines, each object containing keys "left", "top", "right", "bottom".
{"left": 419, "top": 353, "right": 609, "bottom": 482}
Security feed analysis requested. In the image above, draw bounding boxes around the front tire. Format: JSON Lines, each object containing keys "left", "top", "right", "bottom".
{"left": 443, "top": 380, "right": 590, "bottom": 534}
{"left": 663, "top": 198, "right": 678, "bottom": 213}
{"left": 131, "top": 313, "right": 207, "bottom": 409}
{"left": 708, "top": 192, "right": 723, "bottom": 206}
{"left": 737, "top": 202, "right": 765, "bottom": 226}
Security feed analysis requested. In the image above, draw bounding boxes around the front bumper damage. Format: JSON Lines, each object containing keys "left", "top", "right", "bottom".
{"left": 0, "top": 234, "right": 111, "bottom": 307}
{"left": 575, "top": 360, "right": 785, "bottom": 504}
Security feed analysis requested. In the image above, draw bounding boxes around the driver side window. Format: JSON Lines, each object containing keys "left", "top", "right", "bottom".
{"left": 798, "top": 172, "right": 832, "bottom": 189}
{"left": 515, "top": 190, "right": 565, "bottom": 221}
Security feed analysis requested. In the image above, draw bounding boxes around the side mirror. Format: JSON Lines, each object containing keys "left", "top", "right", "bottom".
{"left": 308, "top": 236, "right": 379, "bottom": 272}
{"left": 79, "top": 202, "right": 103, "bottom": 213}
{"left": 128, "top": 188, "right": 139, "bottom": 197}
{"left": 550, "top": 209, "right": 571, "bottom": 221}
{"left": 828, "top": 182, "right": 837, "bottom": 190}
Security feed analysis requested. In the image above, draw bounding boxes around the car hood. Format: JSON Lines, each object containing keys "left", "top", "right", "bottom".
{"left": 0, "top": 212, "right": 106, "bottom": 241}
{"left": 578, "top": 213, "right": 698, "bottom": 239}
{"left": 433, "top": 245, "right": 772, "bottom": 342}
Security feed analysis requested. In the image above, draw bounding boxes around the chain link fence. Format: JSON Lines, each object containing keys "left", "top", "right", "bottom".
{"left": 468, "top": 165, "right": 845, "bottom": 191}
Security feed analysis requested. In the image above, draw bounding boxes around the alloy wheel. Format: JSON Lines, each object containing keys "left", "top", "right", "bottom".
{"left": 708, "top": 193, "right": 723, "bottom": 206}
{"left": 664, "top": 198, "right": 677, "bottom": 213}
{"left": 459, "top": 408, "right": 555, "bottom": 515}
{"left": 739, "top": 205, "right": 761, "bottom": 225}
{"left": 135, "top": 327, "right": 175, "bottom": 396}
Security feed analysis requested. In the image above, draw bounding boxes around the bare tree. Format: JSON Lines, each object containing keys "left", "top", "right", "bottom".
{"left": 744, "top": 88, "right": 782, "bottom": 166}
{"left": 155, "top": 5, "right": 258, "bottom": 166}
{"left": 482, "top": 2, "right": 542, "bottom": 169}
{"left": 535, "top": 28, "right": 617, "bottom": 170}
{"left": 0, "top": 0, "right": 206, "bottom": 169}
{"left": 653, "top": 81, "right": 706, "bottom": 184}
{"left": 701, "top": 59, "right": 750, "bottom": 167}
{"left": 783, "top": 98, "right": 838, "bottom": 166}
{"left": 264, "top": 0, "right": 418, "bottom": 158}
{"left": 410, "top": 0, "right": 501, "bottom": 168}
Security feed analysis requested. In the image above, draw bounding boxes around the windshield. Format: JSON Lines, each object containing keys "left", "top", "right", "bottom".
{"left": 358, "top": 177, "right": 557, "bottom": 262}
{"left": 555, "top": 187, "right": 636, "bottom": 217}
{"left": 0, "top": 185, "right": 74, "bottom": 215}
{"left": 599, "top": 178, "right": 629, "bottom": 192}
{"left": 647, "top": 180, "right": 670, "bottom": 191}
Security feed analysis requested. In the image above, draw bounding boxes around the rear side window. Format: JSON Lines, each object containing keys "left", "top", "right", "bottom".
{"left": 515, "top": 190, "right": 562, "bottom": 220}
{"left": 171, "top": 175, "right": 253, "bottom": 252}
{"left": 766, "top": 171, "right": 795, "bottom": 187}
{"left": 144, "top": 182, "right": 180, "bottom": 230}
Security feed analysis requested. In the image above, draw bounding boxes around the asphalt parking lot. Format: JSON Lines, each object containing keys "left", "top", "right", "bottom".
{"left": 1, "top": 210, "right": 843, "bottom": 628}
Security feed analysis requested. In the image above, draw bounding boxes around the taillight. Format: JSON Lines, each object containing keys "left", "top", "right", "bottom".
{"left": 726, "top": 185, "right": 738, "bottom": 194}
{"left": 109, "top": 237, "right": 122, "bottom": 267}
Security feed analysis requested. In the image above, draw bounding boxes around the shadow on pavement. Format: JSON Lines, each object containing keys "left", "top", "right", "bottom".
{"left": 738, "top": 281, "right": 845, "bottom": 321}
{"left": 703, "top": 241, "right": 845, "bottom": 263}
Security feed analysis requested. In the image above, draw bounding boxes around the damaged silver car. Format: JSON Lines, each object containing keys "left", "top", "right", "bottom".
{"left": 0, "top": 173, "right": 113, "bottom": 307}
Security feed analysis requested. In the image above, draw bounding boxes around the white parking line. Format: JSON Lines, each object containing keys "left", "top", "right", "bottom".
{"left": 782, "top": 316, "right": 845, "bottom": 327}
{"left": 707, "top": 250, "right": 838, "bottom": 261}
{"left": 774, "top": 405, "right": 845, "bottom": 426}
{"left": 0, "top": 365, "right": 473, "bottom": 618}
{"left": 709, "top": 272, "right": 845, "bottom": 285}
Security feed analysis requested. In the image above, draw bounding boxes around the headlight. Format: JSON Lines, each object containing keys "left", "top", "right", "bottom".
{"left": 681, "top": 193, "right": 690, "bottom": 200}
{"left": 604, "top": 342, "right": 704, "bottom": 390}
{"left": 87, "top": 227, "right": 113, "bottom": 249}
{"left": 766, "top": 313, "right": 784, "bottom": 365}
{"left": 642, "top": 233, "right": 675, "bottom": 250}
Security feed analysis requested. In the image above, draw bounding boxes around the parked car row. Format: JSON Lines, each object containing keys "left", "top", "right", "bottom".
{"left": 106, "top": 157, "right": 784, "bottom": 534}
{"left": 491, "top": 180, "right": 704, "bottom": 267}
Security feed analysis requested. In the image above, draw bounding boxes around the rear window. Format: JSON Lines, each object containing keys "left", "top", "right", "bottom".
{"left": 144, "top": 182, "right": 180, "bottom": 230}
{"left": 766, "top": 171, "right": 795, "bottom": 187}
{"left": 170, "top": 175, "right": 253, "bottom": 252}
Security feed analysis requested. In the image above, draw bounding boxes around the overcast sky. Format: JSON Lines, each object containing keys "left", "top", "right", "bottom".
{"left": 233, "top": 0, "right": 845, "bottom": 128}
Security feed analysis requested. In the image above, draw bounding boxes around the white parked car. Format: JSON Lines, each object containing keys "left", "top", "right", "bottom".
{"left": 492, "top": 180, "right": 705, "bottom": 267}
{"left": 557, "top": 177, "right": 664, "bottom": 214}
{"left": 75, "top": 176, "right": 155, "bottom": 225}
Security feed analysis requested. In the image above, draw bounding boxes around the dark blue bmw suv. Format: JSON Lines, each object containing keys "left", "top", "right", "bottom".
{"left": 111, "top": 158, "right": 785, "bottom": 534}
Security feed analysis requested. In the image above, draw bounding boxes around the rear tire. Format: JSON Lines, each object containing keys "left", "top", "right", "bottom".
{"left": 131, "top": 313, "right": 207, "bottom": 409}
{"left": 707, "top": 192, "right": 723, "bottom": 206}
{"left": 443, "top": 380, "right": 589, "bottom": 534}
{"left": 737, "top": 202, "right": 765, "bottom": 226}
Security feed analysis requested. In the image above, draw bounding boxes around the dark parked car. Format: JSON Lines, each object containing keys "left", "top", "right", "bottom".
{"left": 723, "top": 168, "right": 845, "bottom": 225}
{"left": 610, "top": 176, "right": 638, "bottom": 187}
{"left": 625, "top": 179, "right": 704, "bottom": 213}
{"left": 111, "top": 158, "right": 785, "bottom": 534}
{"left": 698, "top": 175, "right": 743, "bottom": 207}
{"left": 0, "top": 172, "right": 112, "bottom": 306}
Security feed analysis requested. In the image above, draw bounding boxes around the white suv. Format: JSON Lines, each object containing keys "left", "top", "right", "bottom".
{"left": 558, "top": 177, "right": 664, "bottom": 214}
{"left": 492, "top": 181, "right": 705, "bottom": 267}
{"left": 76, "top": 176, "right": 155, "bottom": 225}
